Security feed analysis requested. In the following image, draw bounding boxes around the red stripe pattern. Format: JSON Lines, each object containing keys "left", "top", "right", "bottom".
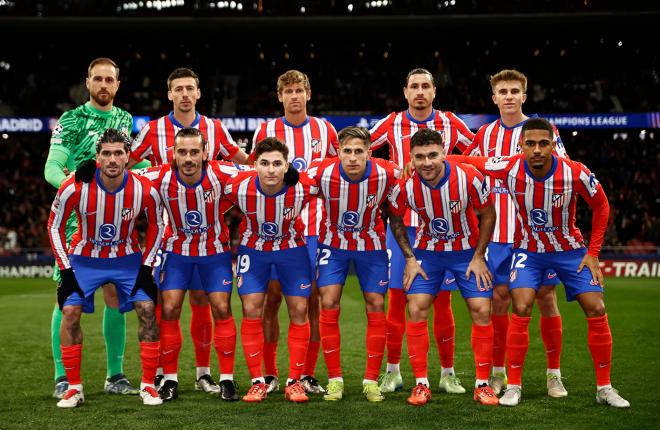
{"left": 252, "top": 116, "right": 338, "bottom": 236}
{"left": 48, "top": 172, "right": 164, "bottom": 268}
{"left": 388, "top": 161, "right": 491, "bottom": 252}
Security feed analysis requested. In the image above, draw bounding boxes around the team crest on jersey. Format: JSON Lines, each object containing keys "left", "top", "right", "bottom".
{"left": 552, "top": 193, "right": 565, "bottom": 208}
{"left": 449, "top": 200, "right": 462, "bottom": 213}
{"left": 121, "top": 208, "right": 135, "bottom": 221}
{"left": 510, "top": 269, "right": 517, "bottom": 283}
{"left": 283, "top": 206, "right": 295, "bottom": 220}
{"left": 366, "top": 194, "right": 377, "bottom": 208}
{"left": 311, "top": 138, "right": 321, "bottom": 153}
{"left": 203, "top": 189, "right": 216, "bottom": 203}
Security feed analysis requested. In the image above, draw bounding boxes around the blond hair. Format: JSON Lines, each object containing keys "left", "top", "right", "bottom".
{"left": 277, "top": 70, "right": 310, "bottom": 93}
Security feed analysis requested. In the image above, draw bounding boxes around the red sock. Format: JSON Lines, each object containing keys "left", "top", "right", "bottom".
{"left": 190, "top": 304, "right": 213, "bottom": 368}
{"left": 587, "top": 315, "right": 612, "bottom": 386}
{"left": 288, "top": 322, "right": 311, "bottom": 380}
{"left": 471, "top": 323, "right": 494, "bottom": 381}
{"left": 406, "top": 320, "right": 429, "bottom": 379}
{"left": 263, "top": 342, "right": 279, "bottom": 376}
{"left": 320, "top": 308, "right": 342, "bottom": 378}
{"left": 365, "top": 311, "right": 387, "bottom": 381}
{"left": 491, "top": 313, "right": 509, "bottom": 368}
{"left": 155, "top": 303, "right": 163, "bottom": 369}
{"left": 214, "top": 317, "right": 236, "bottom": 376}
{"left": 140, "top": 341, "right": 160, "bottom": 385}
{"left": 241, "top": 318, "right": 264, "bottom": 379}
{"left": 160, "top": 319, "right": 182, "bottom": 375}
{"left": 433, "top": 290, "right": 455, "bottom": 369}
{"left": 540, "top": 315, "right": 562, "bottom": 369}
{"left": 61, "top": 344, "right": 82, "bottom": 385}
{"left": 303, "top": 341, "right": 320, "bottom": 377}
{"left": 506, "top": 314, "right": 531, "bottom": 386}
{"left": 386, "top": 288, "right": 406, "bottom": 364}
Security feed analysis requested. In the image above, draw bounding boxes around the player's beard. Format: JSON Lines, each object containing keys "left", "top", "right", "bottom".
{"left": 102, "top": 163, "right": 123, "bottom": 179}
{"left": 91, "top": 89, "right": 114, "bottom": 107}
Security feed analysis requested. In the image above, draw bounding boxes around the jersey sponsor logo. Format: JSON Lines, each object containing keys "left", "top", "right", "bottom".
{"left": 449, "top": 200, "right": 462, "bottom": 213}
{"left": 366, "top": 194, "right": 377, "bottom": 208}
{"left": 430, "top": 217, "right": 449, "bottom": 235}
{"left": 185, "top": 210, "right": 203, "bottom": 227}
{"left": 341, "top": 211, "right": 360, "bottom": 227}
{"left": 291, "top": 157, "right": 307, "bottom": 171}
{"left": 530, "top": 209, "right": 548, "bottom": 226}
{"left": 552, "top": 193, "right": 565, "bottom": 208}
{"left": 121, "top": 208, "right": 134, "bottom": 221}
{"left": 261, "top": 222, "right": 279, "bottom": 237}
{"left": 203, "top": 189, "right": 216, "bottom": 203}
{"left": 99, "top": 224, "right": 117, "bottom": 241}
{"left": 283, "top": 206, "right": 295, "bottom": 220}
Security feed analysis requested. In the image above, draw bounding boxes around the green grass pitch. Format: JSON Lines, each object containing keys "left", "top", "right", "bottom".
{"left": 1, "top": 277, "right": 658, "bottom": 429}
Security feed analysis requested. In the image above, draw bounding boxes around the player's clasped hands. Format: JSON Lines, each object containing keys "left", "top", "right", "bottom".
{"left": 402, "top": 256, "right": 428, "bottom": 292}
{"left": 465, "top": 257, "right": 493, "bottom": 291}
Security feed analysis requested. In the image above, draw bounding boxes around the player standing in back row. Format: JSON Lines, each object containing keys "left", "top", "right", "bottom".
{"left": 252, "top": 70, "right": 338, "bottom": 395}
{"left": 370, "top": 68, "right": 474, "bottom": 394}
{"left": 463, "top": 69, "right": 568, "bottom": 397}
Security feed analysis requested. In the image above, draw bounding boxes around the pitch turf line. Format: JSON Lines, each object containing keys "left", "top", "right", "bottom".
{"left": 0, "top": 277, "right": 657, "bottom": 429}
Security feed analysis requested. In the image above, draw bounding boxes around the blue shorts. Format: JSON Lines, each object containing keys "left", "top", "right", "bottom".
{"left": 509, "top": 248, "right": 602, "bottom": 302}
{"left": 67, "top": 253, "right": 149, "bottom": 313}
{"left": 237, "top": 246, "right": 312, "bottom": 297}
{"left": 270, "top": 235, "right": 318, "bottom": 282}
{"left": 316, "top": 244, "right": 389, "bottom": 294}
{"left": 408, "top": 249, "right": 493, "bottom": 299}
{"left": 486, "top": 242, "right": 561, "bottom": 287}
{"left": 159, "top": 252, "right": 233, "bottom": 294}
{"left": 386, "top": 224, "right": 456, "bottom": 291}
{"left": 154, "top": 250, "right": 204, "bottom": 291}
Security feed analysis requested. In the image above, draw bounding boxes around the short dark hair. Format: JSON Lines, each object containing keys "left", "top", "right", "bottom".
{"left": 167, "top": 67, "right": 199, "bottom": 90}
{"left": 254, "top": 137, "right": 289, "bottom": 160}
{"left": 338, "top": 126, "right": 371, "bottom": 147}
{"left": 405, "top": 68, "right": 435, "bottom": 87}
{"left": 96, "top": 128, "right": 131, "bottom": 154}
{"left": 174, "top": 127, "right": 206, "bottom": 149}
{"left": 521, "top": 117, "right": 554, "bottom": 139}
{"left": 410, "top": 128, "right": 443, "bottom": 151}
{"left": 88, "top": 57, "right": 119, "bottom": 79}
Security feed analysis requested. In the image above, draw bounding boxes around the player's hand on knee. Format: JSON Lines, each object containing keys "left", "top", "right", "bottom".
{"left": 578, "top": 254, "right": 604, "bottom": 288}
{"left": 132, "top": 265, "right": 158, "bottom": 303}
{"left": 57, "top": 268, "right": 84, "bottom": 309}
{"left": 466, "top": 257, "right": 493, "bottom": 291}
{"left": 75, "top": 159, "right": 97, "bottom": 183}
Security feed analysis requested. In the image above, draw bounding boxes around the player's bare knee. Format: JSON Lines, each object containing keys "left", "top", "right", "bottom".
{"left": 365, "top": 293, "right": 385, "bottom": 313}
{"left": 536, "top": 291, "right": 560, "bottom": 317}
{"left": 162, "top": 303, "right": 182, "bottom": 320}
{"left": 584, "top": 302, "right": 606, "bottom": 318}
{"left": 211, "top": 302, "right": 231, "bottom": 320}
{"left": 188, "top": 290, "right": 209, "bottom": 306}
{"left": 492, "top": 287, "right": 511, "bottom": 314}
{"left": 512, "top": 301, "right": 534, "bottom": 317}
{"left": 102, "top": 283, "right": 119, "bottom": 308}
{"left": 242, "top": 302, "right": 263, "bottom": 319}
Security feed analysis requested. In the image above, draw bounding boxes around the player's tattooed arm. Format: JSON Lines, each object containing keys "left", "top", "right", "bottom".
{"left": 134, "top": 301, "right": 159, "bottom": 342}
{"left": 386, "top": 205, "right": 428, "bottom": 291}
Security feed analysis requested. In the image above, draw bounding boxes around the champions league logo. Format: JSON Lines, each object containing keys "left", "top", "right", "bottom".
{"left": 261, "top": 222, "right": 279, "bottom": 237}
{"left": 530, "top": 209, "right": 548, "bottom": 226}
{"left": 99, "top": 224, "right": 117, "bottom": 241}
{"left": 341, "top": 211, "right": 360, "bottom": 227}
{"left": 430, "top": 217, "right": 449, "bottom": 235}
{"left": 185, "top": 210, "right": 203, "bottom": 227}
{"left": 291, "top": 157, "right": 307, "bottom": 171}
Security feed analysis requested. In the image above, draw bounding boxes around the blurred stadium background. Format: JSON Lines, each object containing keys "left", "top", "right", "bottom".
{"left": 0, "top": 2, "right": 658, "bottom": 427}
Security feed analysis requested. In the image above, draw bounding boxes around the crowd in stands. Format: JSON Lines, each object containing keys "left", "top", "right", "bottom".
{"left": 1, "top": 130, "right": 657, "bottom": 255}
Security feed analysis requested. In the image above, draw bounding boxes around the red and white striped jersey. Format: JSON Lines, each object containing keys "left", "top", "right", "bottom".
{"left": 140, "top": 160, "right": 238, "bottom": 256}
{"left": 370, "top": 109, "right": 475, "bottom": 227}
{"left": 463, "top": 118, "right": 568, "bottom": 244}
{"left": 472, "top": 154, "right": 606, "bottom": 254}
{"left": 48, "top": 170, "right": 163, "bottom": 269}
{"left": 388, "top": 161, "right": 492, "bottom": 252}
{"left": 251, "top": 116, "right": 338, "bottom": 236}
{"left": 131, "top": 112, "right": 240, "bottom": 165}
{"left": 224, "top": 170, "right": 318, "bottom": 251}
{"left": 306, "top": 157, "right": 400, "bottom": 251}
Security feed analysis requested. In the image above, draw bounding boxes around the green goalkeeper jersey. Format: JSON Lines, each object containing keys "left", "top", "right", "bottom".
{"left": 45, "top": 101, "right": 133, "bottom": 239}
